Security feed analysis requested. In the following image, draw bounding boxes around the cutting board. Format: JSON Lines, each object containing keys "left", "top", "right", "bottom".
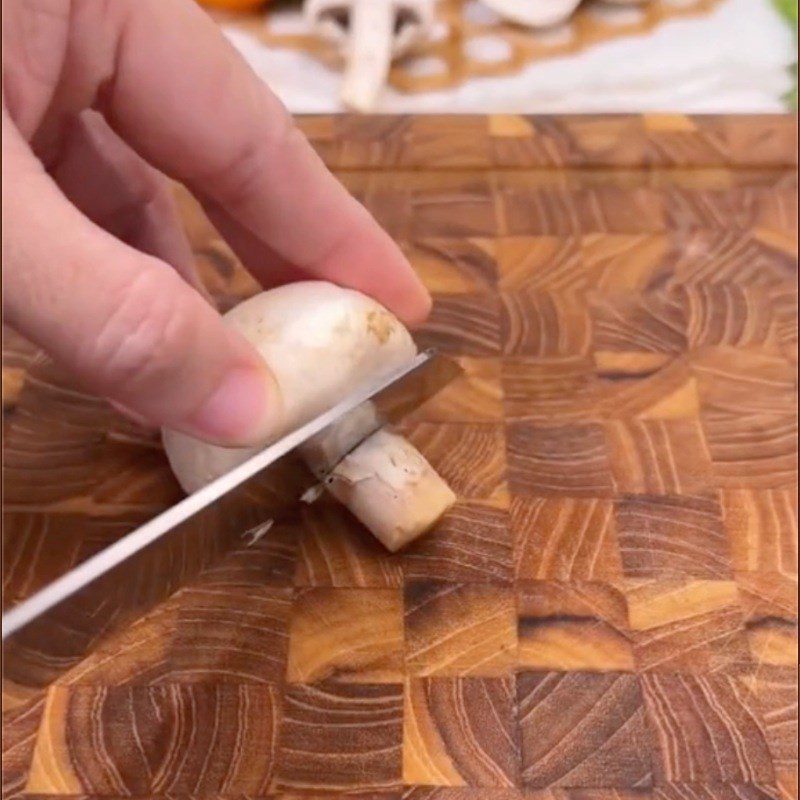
{"left": 2, "top": 114, "right": 797, "bottom": 798}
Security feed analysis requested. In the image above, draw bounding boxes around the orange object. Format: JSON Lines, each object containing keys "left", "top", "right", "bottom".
{"left": 199, "top": 0, "right": 267, "bottom": 11}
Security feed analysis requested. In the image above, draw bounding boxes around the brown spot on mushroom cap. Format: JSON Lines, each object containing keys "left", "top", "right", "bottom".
{"left": 366, "top": 310, "right": 395, "bottom": 344}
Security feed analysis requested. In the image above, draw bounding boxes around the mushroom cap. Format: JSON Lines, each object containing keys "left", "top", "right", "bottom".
{"left": 481, "top": 0, "right": 582, "bottom": 28}
{"left": 304, "top": 0, "right": 435, "bottom": 57}
{"left": 162, "top": 281, "right": 417, "bottom": 493}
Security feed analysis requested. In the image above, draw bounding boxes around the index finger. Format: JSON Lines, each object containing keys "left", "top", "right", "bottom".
{"left": 71, "top": 0, "right": 431, "bottom": 326}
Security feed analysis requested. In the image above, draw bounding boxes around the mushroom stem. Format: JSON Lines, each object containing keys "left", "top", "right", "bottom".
{"left": 298, "top": 401, "right": 382, "bottom": 479}
{"left": 298, "top": 402, "right": 456, "bottom": 550}
{"left": 340, "top": 0, "right": 395, "bottom": 111}
{"left": 322, "top": 428, "right": 456, "bottom": 552}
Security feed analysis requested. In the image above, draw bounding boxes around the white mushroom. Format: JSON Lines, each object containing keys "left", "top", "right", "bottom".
{"left": 162, "top": 281, "right": 455, "bottom": 551}
{"left": 304, "top": 0, "right": 434, "bottom": 111}
{"left": 480, "top": 0, "right": 582, "bottom": 28}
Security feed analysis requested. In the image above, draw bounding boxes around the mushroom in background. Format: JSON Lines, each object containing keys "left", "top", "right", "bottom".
{"left": 304, "top": 0, "right": 435, "bottom": 111}
{"left": 480, "top": 0, "right": 582, "bottom": 29}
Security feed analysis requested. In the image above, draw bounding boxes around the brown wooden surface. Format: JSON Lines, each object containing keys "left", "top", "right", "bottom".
{"left": 2, "top": 114, "right": 798, "bottom": 799}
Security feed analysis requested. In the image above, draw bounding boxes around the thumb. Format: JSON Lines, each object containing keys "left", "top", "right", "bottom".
{"left": 2, "top": 115, "right": 280, "bottom": 446}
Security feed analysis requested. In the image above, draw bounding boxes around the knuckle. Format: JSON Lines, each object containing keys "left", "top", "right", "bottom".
{"left": 107, "top": 178, "right": 166, "bottom": 243}
{"left": 206, "top": 105, "right": 297, "bottom": 208}
{"left": 83, "top": 268, "right": 194, "bottom": 395}
{"left": 212, "top": 136, "right": 272, "bottom": 209}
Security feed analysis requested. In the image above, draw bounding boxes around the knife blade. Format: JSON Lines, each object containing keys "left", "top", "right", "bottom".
{"left": 2, "top": 348, "right": 462, "bottom": 688}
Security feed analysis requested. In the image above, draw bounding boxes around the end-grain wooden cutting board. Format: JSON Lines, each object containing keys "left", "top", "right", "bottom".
{"left": 2, "top": 114, "right": 798, "bottom": 798}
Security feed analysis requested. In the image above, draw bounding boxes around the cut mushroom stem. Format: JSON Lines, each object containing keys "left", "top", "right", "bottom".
{"left": 324, "top": 428, "right": 456, "bottom": 552}
{"left": 162, "top": 282, "right": 455, "bottom": 550}
{"left": 298, "top": 401, "right": 456, "bottom": 550}
{"left": 298, "top": 400, "right": 382, "bottom": 479}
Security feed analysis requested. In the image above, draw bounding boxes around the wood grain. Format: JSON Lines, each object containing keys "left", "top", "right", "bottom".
{"left": 771, "top": 282, "right": 798, "bottom": 366}
{"left": 745, "top": 665, "right": 798, "bottom": 772}
{"left": 406, "top": 358, "right": 503, "bottom": 423}
{"left": 506, "top": 422, "right": 615, "bottom": 498}
{"left": 277, "top": 682, "right": 403, "bottom": 792}
{"left": 581, "top": 187, "right": 665, "bottom": 234}
{"left": 2, "top": 364, "right": 180, "bottom": 515}
{"left": 642, "top": 673, "right": 774, "bottom": 784}
{"left": 580, "top": 233, "right": 669, "bottom": 293}
{"left": 403, "top": 677, "right": 518, "bottom": 787}
{"left": 737, "top": 572, "right": 798, "bottom": 668}
{"left": 401, "top": 500, "right": 513, "bottom": 584}
{"left": 500, "top": 290, "right": 592, "bottom": 357}
{"left": 723, "top": 489, "right": 798, "bottom": 575}
{"left": 26, "top": 684, "right": 280, "bottom": 794}
{"left": 692, "top": 348, "right": 796, "bottom": 416}
{"left": 593, "top": 358, "right": 701, "bottom": 421}
{"left": 409, "top": 173, "right": 497, "bottom": 238}
{"left": 2, "top": 513, "right": 150, "bottom": 606}
{"left": 402, "top": 422, "right": 508, "bottom": 502}
{"left": 669, "top": 229, "right": 795, "bottom": 289}
{"left": 497, "top": 181, "right": 583, "bottom": 237}
{"left": 286, "top": 588, "right": 404, "bottom": 683}
{"left": 401, "top": 789, "right": 523, "bottom": 800}
{"left": 164, "top": 583, "right": 293, "bottom": 684}
{"left": 418, "top": 293, "right": 502, "bottom": 357}
{"left": 626, "top": 579, "right": 749, "bottom": 673}
{"left": 2, "top": 696, "right": 44, "bottom": 800}
{"left": 403, "top": 238, "right": 497, "bottom": 294}
{"left": 517, "top": 582, "right": 634, "bottom": 671}
{"left": 683, "top": 283, "right": 781, "bottom": 349}
{"left": 2, "top": 114, "right": 796, "bottom": 798}
{"left": 605, "top": 419, "right": 714, "bottom": 495}
{"left": 405, "top": 582, "right": 516, "bottom": 676}
{"left": 517, "top": 671, "right": 653, "bottom": 788}
{"left": 651, "top": 785, "right": 781, "bottom": 800}
{"left": 589, "top": 289, "right": 688, "bottom": 355}
{"left": 511, "top": 497, "right": 622, "bottom": 581}
{"left": 294, "top": 499, "right": 404, "bottom": 588}
{"left": 496, "top": 236, "right": 582, "bottom": 292}
{"left": 702, "top": 412, "right": 797, "bottom": 489}
{"left": 614, "top": 493, "right": 731, "bottom": 579}
{"left": 501, "top": 357, "right": 596, "bottom": 422}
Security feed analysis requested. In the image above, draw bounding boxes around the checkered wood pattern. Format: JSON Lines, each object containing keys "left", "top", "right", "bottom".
{"left": 2, "top": 115, "right": 797, "bottom": 799}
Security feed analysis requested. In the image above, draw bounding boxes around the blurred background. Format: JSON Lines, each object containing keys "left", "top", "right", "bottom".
{"left": 201, "top": 0, "right": 798, "bottom": 114}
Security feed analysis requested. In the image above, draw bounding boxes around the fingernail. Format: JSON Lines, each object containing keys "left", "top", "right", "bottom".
{"left": 185, "top": 366, "right": 277, "bottom": 446}
{"left": 402, "top": 287, "right": 433, "bottom": 329}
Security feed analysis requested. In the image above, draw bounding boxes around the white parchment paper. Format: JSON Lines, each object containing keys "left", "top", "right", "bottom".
{"left": 221, "top": 0, "right": 795, "bottom": 113}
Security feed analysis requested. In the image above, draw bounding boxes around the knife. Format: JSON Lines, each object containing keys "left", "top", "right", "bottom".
{"left": 2, "top": 348, "right": 462, "bottom": 689}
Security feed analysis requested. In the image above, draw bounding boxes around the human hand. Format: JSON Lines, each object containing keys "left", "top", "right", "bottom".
{"left": 2, "top": 0, "right": 431, "bottom": 446}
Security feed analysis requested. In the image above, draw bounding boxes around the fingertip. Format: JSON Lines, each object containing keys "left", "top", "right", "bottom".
{"left": 392, "top": 277, "right": 432, "bottom": 330}
{"left": 407, "top": 285, "right": 433, "bottom": 329}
